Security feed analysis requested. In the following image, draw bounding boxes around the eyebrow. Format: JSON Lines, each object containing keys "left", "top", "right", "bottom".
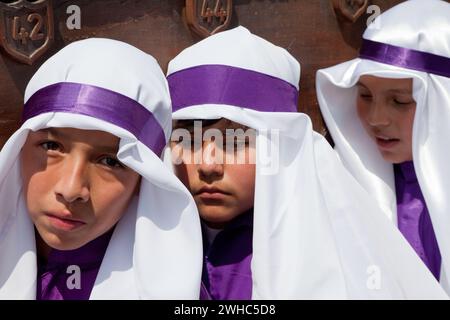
{"left": 91, "top": 144, "right": 119, "bottom": 154}
{"left": 42, "top": 128, "right": 119, "bottom": 153}
{"left": 355, "top": 82, "right": 412, "bottom": 94}
{"left": 387, "top": 88, "right": 413, "bottom": 94}
{"left": 174, "top": 119, "right": 248, "bottom": 134}
{"left": 44, "top": 128, "right": 66, "bottom": 139}
{"left": 356, "top": 81, "right": 367, "bottom": 88}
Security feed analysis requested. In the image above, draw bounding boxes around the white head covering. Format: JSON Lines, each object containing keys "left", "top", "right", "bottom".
{"left": 0, "top": 38, "right": 202, "bottom": 299}
{"left": 316, "top": 0, "right": 450, "bottom": 295}
{"left": 165, "top": 26, "right": 447, "bottom": 299}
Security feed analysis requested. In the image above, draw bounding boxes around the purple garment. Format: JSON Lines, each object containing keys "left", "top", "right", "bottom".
{"left": 167, "top": 65, "right": 299, "bottom": 113}
{"left": 200, "top": 210, "right": 253, "bottom": 300}
{"left": 23, "top": 82, "right": 166, "bottom": 156}
{"left": 395, "top": 161, "right": 442, "bottom": 280}
{"left": 359, "top": 39, "right": 450, "bottom": 79}
{"left": 36, "top": 228, "right": 113, "bottom": 300}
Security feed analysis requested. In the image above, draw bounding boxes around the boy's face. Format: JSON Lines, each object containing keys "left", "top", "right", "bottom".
{"left": 356, "top": 75, "right": 416, "bottom": 164}
{"left": 171, "top": 118, "right": 256, "bottom": 229}
{"left": 20, "top": 128, "right": 141, "bottom": 251}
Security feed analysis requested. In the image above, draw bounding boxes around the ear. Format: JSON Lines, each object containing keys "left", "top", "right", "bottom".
{"left": 332, "top": 0, "right": 369, "bottom": 23}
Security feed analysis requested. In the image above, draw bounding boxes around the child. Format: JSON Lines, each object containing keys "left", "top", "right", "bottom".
{"left": 165, "top": 26, "right": 448, "bottom": 299}
{"left": 316, "top": 0, "right": 450, "bottom": 294}
{"left": 170, "top": 118, "right": 256, "bottom": 299}
{"left": 0, "top": 38, "right": 202, "bottom": 299}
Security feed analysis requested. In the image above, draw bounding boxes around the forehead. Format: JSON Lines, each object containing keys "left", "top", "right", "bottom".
{"left": 174, "top": 118, "right": 250, "bottom": 132}
{"left": 357, "top": 75, "right": 413, "bottom": 93}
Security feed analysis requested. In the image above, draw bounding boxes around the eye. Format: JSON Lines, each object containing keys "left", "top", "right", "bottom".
{"left": 393, "top": 98, "right": 414, "bottom": 105}
{"left": 190, "top": 140, "right": 203, "bottom": 152}
{"left": 234, "top": 138, "right": 248, "bottom": 147}
{"left": 99, "top": 156, "right": 123, "bottom": 168}
{"left": 175, "top": 135, "right": 187, "bottom": 145}
{"left": 176, "top": 135, "right": 198, "bottom": 151}
{"left": 358, "top": 92, "right": 372, "bottom": 100}
{"left": 221, "top": 139, "right": 247, "bottom": 153}
{"left": 40, "top": 141, "right": 61, "bottom": 151}
{"left": 356, "top": 86, "right": 372, "bottom": 99}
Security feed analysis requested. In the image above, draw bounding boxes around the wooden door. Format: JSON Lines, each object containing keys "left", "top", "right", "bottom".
{"left": 0, "top": 0, "right": 408, "bottom": 147}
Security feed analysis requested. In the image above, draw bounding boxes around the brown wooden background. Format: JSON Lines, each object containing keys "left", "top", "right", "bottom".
{"left": 0, "top": 0, "right": 407, "bottom": 148}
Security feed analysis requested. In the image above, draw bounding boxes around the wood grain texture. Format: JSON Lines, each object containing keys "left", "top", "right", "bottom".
{"left": 0, "top": 0, "right": 409, "bottom": 147}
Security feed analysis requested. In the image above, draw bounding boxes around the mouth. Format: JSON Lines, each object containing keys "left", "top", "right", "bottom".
{"left": 45, "top": 213, "right": 86, "bottom": 232}
{"left": 374, "top": 135, "right": 400, "bottom": 150}
{"left": 195, "top": 186, "right": 230, "bottom": 201}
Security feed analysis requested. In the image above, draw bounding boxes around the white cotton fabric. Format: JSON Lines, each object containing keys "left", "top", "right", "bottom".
{"left": 0, "top": 38, "right": 202, "bottom": 299}
{"left": 316, "top": 0, "right": 450, "bottom": 295}
{"left": 165, "top": 26, "right": 448, "bottom": 299}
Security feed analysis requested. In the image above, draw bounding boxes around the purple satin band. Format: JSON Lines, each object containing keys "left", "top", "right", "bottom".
{"left": 23, "top": 82, "right": 166, "bottom": 156}
{"left": 360, "top": 39, "right": 450, "bottom": 78}
{"left": 167, "top": 64, "right": 299, "bottom": 113}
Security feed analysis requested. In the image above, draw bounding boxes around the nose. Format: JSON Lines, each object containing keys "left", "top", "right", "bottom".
{"left": 367, "top": 100, "right": 391, "bottom": 127}
{"left": 53, "top": 156, "right": 90, "bottom": 204}
{"left": 197, "top": 141, "right": 224, "bottom": 179}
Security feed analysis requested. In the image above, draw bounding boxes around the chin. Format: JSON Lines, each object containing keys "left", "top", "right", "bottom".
{"left": 51, "top": 243, "right": 82, "bottom": 251}
{"left": 41, "top": 232, "right": 87, "bottom": 251}
{"left": 200, "top": 213, "right": 231, "bottom": 224}
{"left": 381, "top": 153, "right": 412, "bottom": 164}
{"left": 199, "top": 211, "right": 236, "bottom": 228}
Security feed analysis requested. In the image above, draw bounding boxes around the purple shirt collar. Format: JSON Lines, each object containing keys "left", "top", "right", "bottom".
{"left": 394, "top": 162, "right": 442, "bottom": 280}
{"left": 42, "top": 228, "right": 113, "bottom": 269}
{"left": 37, "top": 228, "right": 113, "bottom": 300}
{"left": 201, "top": 210, "right": 253, "bottom": 300}
{"left": 396, "top": 161, "right": 417, "bottom": 183}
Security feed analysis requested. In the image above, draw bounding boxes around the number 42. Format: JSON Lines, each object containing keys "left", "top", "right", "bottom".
{"left": 12, "top": 14, "right": 44, "bottom": 46}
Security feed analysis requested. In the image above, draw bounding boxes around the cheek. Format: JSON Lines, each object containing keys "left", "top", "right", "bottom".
{"left": 90, "top": 173, "right": 139, "bottom": 217}
{"left": 403, "top": 108, "right": 416, "bottom": 139}
{"left": 171, "top": 143, "right": 195, "bottom": 165}
{"left": 228, "top": 164, "right": 255, "bottom": 204}
{"left": 356, "top": 100, "right": 369, "bottom": 127}
{"left": 23, "top": 172, "right": 54, "bottom": 215}
{"left": 20, "top": 154, "right": 56, "bottom": 213}
{"left": 174, "top": 163, "right": 196, "bottom": 190}
{"left": 26, "top": 172, "right": 52, "bottom": 193}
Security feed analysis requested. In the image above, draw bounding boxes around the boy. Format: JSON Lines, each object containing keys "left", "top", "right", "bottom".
{"left": 0, "top": 38, "right": 202, "bottom": 299}
{"left": 166, "top": 26, "right": 447, "bottom": 299}
{"left": 316, "top": 0, "right": 450, "bottom": 294}
{"left": 171, "top": 117, "right": 255, "bottom": 299}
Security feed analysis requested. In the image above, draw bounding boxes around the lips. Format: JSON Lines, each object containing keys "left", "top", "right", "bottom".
{"left": 195, "top": 186, "right": 230, "bottom": 201}
{"left": 45, "top": 213, "right": 86, "bottom": 231}
{"left": 374, "top": 135, "right": 400, "bottom": 150}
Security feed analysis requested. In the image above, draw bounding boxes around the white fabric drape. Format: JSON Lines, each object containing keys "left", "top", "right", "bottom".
{"left": 165, "top": 26, "right": 447, "bottom": 299}
{"left": 316, "top": 0, "right": 450, "bottom": 295}
{"left": 0, "top": 38, "right": 202, "bottom": 299}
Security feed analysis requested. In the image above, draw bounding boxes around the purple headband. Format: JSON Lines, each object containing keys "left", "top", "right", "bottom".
{"left": 360, "top": 39, "right": 450, "bottom": 78}
{"left": 167, "top": 64, "right": 299, "bottom": 113}
{"left": 23, "top": 82, "right": 166, "bottom": 156}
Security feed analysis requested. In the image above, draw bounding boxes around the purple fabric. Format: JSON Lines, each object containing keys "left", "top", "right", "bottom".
{"left": 23, "top": 82, "right": 166, "bottom": 156}
{"left": 395, "top": 161, "right": 442, "bottom": 280}
{"left": 167, "top": 65, "right": 299, "bottom": 113}
{"left": 36, "top": 228, "right": 113, "bottom": 300}
{"left": 200, "top": 210, "right": 253, "bottom": 300}
{"left": 360, "top": 39, "right": 450, "bottom": 78}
